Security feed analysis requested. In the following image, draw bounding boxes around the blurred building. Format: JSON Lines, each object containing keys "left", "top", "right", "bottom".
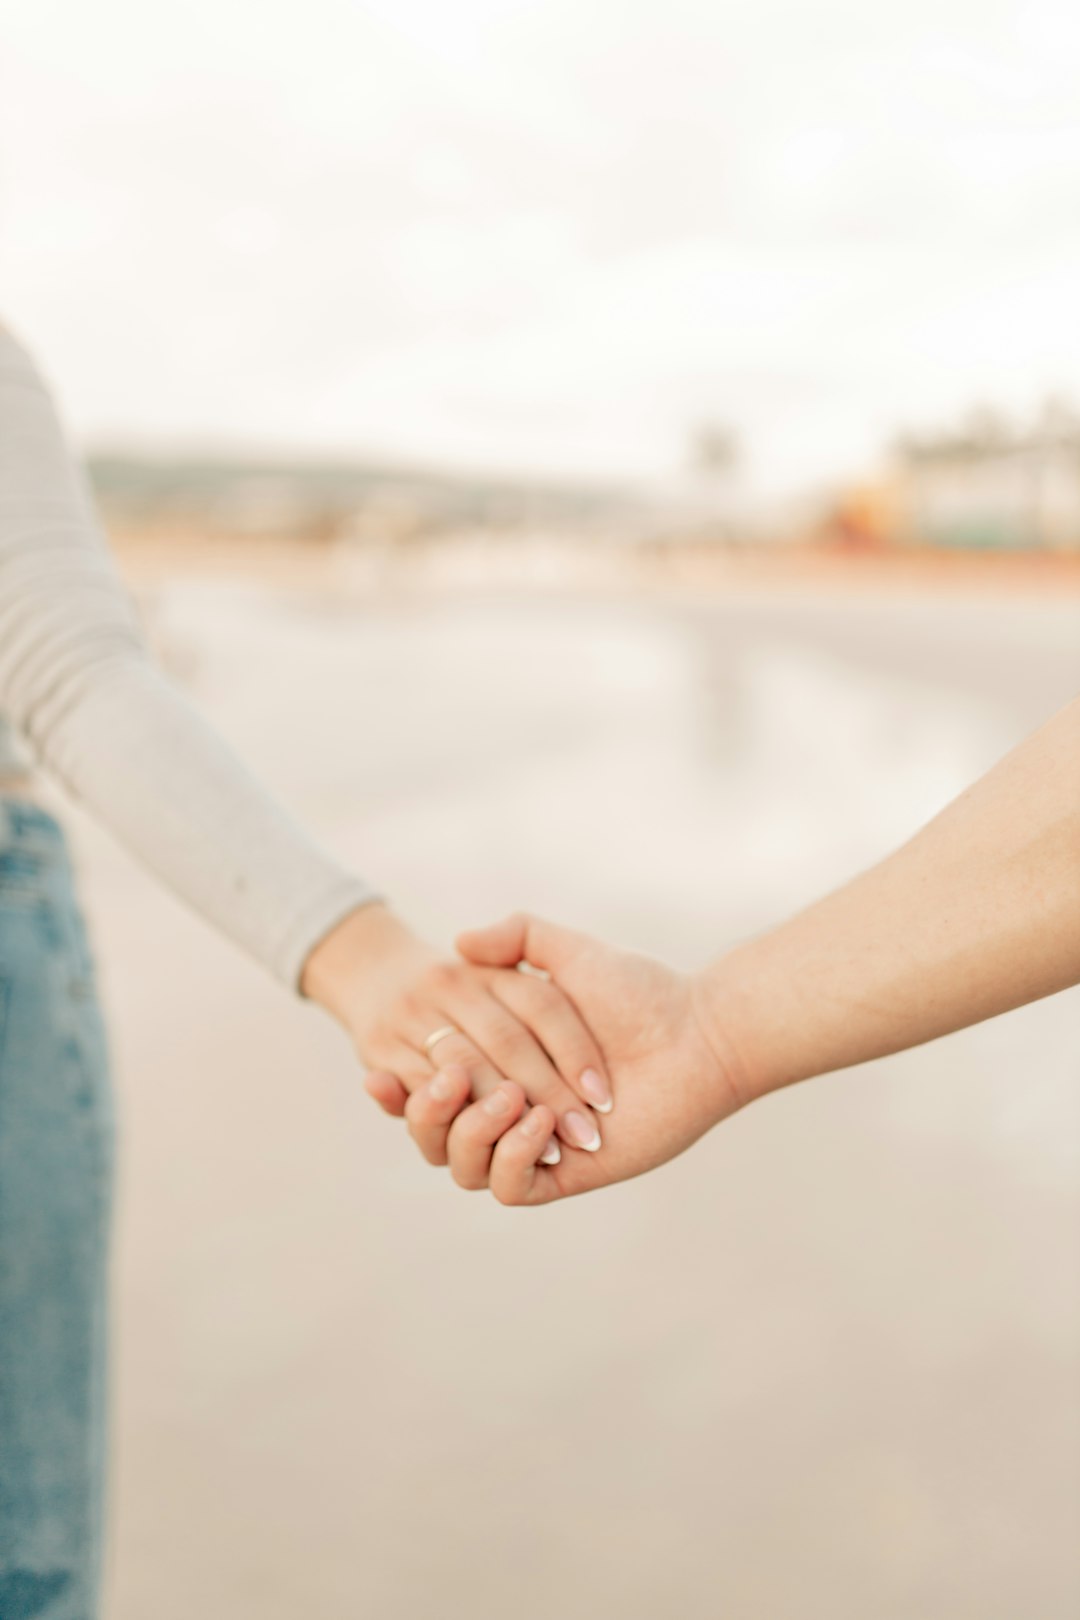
{"left": 888, "top": 404, "right": 1080, "bottom": 552}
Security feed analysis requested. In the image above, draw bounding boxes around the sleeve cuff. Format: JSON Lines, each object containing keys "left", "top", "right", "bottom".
{"left": 274, "top": 879, "right": 384, "bottom": 994}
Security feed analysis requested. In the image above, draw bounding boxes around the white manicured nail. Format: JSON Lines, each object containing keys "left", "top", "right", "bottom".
{"left": 580, "top": 1067, "right": 613, "bottom": 1113}
{"left": 564, "top": 1110, "right": 602, "bottom": 1152}
{"left": 539, "top": 1137, "right": 562, "bottom": 1166}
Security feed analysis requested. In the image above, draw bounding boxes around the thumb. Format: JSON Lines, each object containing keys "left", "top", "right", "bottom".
{"left": 456, "top": 912, "right": 587, "bottom": 977}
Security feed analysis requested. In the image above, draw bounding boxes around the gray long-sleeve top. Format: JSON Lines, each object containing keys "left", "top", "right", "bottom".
{"left": 0, "top": 325, "right": 375, "bottom": 987}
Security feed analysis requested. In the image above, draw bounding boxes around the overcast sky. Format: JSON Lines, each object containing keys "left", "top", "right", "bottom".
{"left": 3, "top": 0, "right": 1079, "bottom": 493}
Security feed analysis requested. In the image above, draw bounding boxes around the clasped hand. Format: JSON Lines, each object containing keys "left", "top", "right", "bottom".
{"left": 310, "top": 907, "right": 744, "bottom": 1207}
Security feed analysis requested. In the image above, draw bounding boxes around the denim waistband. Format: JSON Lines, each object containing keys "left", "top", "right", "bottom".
{"left": 0, "top": 796, "right": 67, "bottom": 858}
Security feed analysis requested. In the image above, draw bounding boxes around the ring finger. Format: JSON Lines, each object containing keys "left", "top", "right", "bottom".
{"left": 414, "top": 1026, "right": 508, "bottom": 1103}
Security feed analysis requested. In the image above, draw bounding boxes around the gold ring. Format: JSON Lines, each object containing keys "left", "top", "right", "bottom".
{"left": 423, "top": 1024, "right": 459, "bottom": 1056}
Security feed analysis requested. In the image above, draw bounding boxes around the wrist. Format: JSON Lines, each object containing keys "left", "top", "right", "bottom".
{"left": 300, "top": 901, "right": 416, "bottom": 1027}
{"left": 688, "top": 951, "right": 776, "bottom": 1111}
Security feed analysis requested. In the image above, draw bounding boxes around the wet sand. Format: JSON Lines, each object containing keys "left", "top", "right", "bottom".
{"left": 52, "top": 568, "right": 1080, "bottom": 1619}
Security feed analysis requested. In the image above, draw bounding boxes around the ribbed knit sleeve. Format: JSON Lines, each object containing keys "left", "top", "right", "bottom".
{"left": 0, "top": 326, "right": 377, "bottom": 987}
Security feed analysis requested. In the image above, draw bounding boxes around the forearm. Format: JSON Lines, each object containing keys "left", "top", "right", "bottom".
{"left": 701, "top": 698, "right": 1080, "bottom": 1102}
{"left": 0, "top": 323, "right": 375, "bottom": 987}
{"left": 44, "top": 656, "right": 376, "bottom": 985}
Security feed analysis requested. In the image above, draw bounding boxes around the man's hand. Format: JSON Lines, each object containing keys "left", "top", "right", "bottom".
{"left": 385, "top": 912, "right": 746, "bottom": 1205}
{"left": 362, "top": 699, "right": 1080, "bottom": 1205}
{"left": 301, "top": 903, "right": 612, "bottom": 1161}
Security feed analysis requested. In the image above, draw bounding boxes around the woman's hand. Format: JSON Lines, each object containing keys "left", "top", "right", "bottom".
{"left": 368, "top": 912, "right": 746, "bottom": 1203}
{"left": 300, "top": 903, "right": 612, "bottom": 1160}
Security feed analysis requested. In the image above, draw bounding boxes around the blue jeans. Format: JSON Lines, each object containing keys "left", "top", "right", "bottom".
{"left": 0, "top": 800, "right": 114, "bottom": 1620}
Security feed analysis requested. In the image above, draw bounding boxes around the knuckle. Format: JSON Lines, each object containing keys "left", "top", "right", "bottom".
{"left": 424, "top": 959, "right": 461, "bottom": 997}
{"left": 404, "top": 1090, "right": 431, "bottom": 1126}
{"left": 396, "top": 992, "right": 425, "bottom": 1027}
{"left": 462, "top": 1107, "right": 493, "bottom": 1146}
{"left": 367, "top": 1017, "right": 396, "bottom": 1052}
{"left": 440, "top": 1041, "right": 479, "bottom": 1077}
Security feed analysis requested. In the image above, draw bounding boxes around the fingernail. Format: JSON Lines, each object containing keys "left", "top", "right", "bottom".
{"left": 430, "top": 1071, "right": 456, "bottom": 1101}
{"left": 484, "top": 1086, "right": 512, "bottom": 1117}
{"left": 539, "top": 1136, "right": 562, "bottom": 1166}
{"left": 580, "top": 1067, "right": 612, "bottom": 1113}
{"left": 563, "top": 1110, "right": 602, "bottom": 1152}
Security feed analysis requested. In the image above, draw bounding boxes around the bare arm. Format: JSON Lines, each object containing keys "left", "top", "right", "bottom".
{"left": 705, "top": 695, "right": 1080, "bottom": 1103}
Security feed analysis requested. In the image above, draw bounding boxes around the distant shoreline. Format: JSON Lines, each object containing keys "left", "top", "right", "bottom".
{"left": 111, "top": 526, "right": 1080, "bottom": 600}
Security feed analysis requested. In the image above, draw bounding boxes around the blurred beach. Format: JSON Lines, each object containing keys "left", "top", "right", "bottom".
{"left": 46, "top": 553, "right": 1080, "bottom": 1620}
{"left": 8, "top": 3, "right": 1080, "bottom": 1610}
